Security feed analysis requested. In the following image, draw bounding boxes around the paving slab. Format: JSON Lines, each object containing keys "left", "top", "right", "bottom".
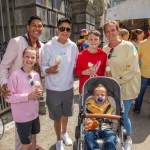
{"left": 0, "top": 80, "right": 150, "bottom": 150}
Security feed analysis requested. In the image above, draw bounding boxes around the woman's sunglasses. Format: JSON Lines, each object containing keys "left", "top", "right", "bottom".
{"left": 108, "top": 48, "right": 114, "bottom": 59}
{"left": 28, "top": 75, "right": 34, "bottom": 86}
{"left": 58, "top": 27, "right": 71, "bottom": 33}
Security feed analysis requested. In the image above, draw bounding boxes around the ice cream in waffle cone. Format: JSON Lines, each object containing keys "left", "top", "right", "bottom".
{"left": 35, "top": 81, "right": 41, "bottom": 92}
{"left": 55, "top": 56, "right": 61, "bottom": 65}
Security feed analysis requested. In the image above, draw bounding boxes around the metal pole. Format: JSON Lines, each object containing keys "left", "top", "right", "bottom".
{"left": 0, "top": 0, "right": 5, "bottom": 42}
{"left": 11, "top": 0, "right": 16, "bottom": 36}
{"left": 5, "top": 0, "right": 12, "bottom": 39}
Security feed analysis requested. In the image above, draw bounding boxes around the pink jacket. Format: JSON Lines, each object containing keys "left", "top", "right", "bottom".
{"left": 6, "top": 69, "right": 41, "bottom": 122}
{"left": 0, "top": 35, "right": 44, "bottom": 86}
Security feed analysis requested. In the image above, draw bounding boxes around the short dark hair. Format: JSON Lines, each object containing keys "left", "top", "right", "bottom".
{"left": 57, "top": 18, "right": 72, "bottom": 27}
{"left": 27, "top": 15, "right": 43, "bottom": 25}
{"left": 148, "top": 26, "right": 150, "bottom": 31}
{"left": 87, "top": 30, "right": 101, "bottom": 38}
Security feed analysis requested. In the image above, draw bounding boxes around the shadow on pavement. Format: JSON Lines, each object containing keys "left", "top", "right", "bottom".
{"left": 1, "top": 110, "right": 12, "bottom": 124}
{"left": 130, "top": 88, "right": 150, "bottom": 145}
{"left": 74, "top": 94, "right": 80, "bottom": 105}
{"left": 49, "top": 144, "right": 56, "bottom": 150}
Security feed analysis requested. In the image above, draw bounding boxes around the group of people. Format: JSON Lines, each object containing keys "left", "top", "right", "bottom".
{"left": 0, "top": 15, "right": 149, "bottom": 150}
{"left": 0, "top": 16, "right": 44, "bottom": 150}
{"left": 76, "top": 21, "right": 140, "bottom": 150}
{"left": 119, "top": 26, "right": 150, "bottom": 113}
{"left": 0, "top": 16, "right": 78, "bottom": 150}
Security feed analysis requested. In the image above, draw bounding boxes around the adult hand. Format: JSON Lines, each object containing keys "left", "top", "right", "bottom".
{"left": 47, "top": 64, "right": 59, "bottom": 74}
{"left": 1, "top": 84, "right": 11, "bottom": 99}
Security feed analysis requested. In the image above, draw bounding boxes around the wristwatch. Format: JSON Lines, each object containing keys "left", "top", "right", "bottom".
{"left": 45, "top": 68, "right": 49, "bottom": 74}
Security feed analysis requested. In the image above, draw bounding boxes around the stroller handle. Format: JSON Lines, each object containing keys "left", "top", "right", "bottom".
{"left": 85, "top": 113, "right": 122, "bottom": 120}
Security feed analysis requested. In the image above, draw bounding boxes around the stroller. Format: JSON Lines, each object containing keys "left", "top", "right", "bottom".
{"left": 73, "top": 76, "right": 125, "bottom": 150}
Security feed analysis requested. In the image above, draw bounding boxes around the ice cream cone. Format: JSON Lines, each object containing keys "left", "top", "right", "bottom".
{"left": 106, "top": 66, "right": 111, "bottom": 77}
{"left": 106, "top": 66, "right": 111, "bottom": 72}
{"left": 88, "top": 62, "right": 94, "bottom": 69}
{"left": 55, "top": 56, "right": 61, "bottom": 65}
{"left": 35, "top": 81, "right": 41, "bottom": 92}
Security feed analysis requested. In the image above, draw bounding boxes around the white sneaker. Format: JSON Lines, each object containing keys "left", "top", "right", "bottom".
{"left": 56, "top": 140, "right": 64, "bottom": 150}
{"left": 61, "top": 132, "right": 72, "bottom": 146}
{"left": 124, "top": 140, "right": 132, "bottom": 150}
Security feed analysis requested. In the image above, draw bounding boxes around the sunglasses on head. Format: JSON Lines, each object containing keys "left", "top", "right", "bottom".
{"left": 28, "top": 75, "right": 34, "bottom": 86}
{"left": 58, "top": 27, "right": 71, "bottom": 33}
{"left": 108, "top": 48, "right": 114, "bottom": 59}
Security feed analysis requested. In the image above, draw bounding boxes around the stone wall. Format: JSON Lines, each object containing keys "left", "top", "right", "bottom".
{"left": 71, "top": 0, "right": 96, "bottom": 42}
{"left": 13, "top": 0, "right": 72, "bottom": 42}
{"left": 0, "top": 0, "right": 72, "bottom": 42}
{"left": 0, "top": 0, "right": 107, "bottom": 43}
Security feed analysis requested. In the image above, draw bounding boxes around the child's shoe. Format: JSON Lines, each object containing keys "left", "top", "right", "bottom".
{"left": 61, "top": 132, "right": 72, "bottom": 146}
{"left": 124, "top": 139, "right": 132, "bottom": 150}
{"left": 56, "top": 140, "right": 64, "bottom": 150}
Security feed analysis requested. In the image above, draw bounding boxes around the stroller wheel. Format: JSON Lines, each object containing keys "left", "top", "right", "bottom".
{"left": 73, "top": 141, "right": 77, "bottom": 150}
{"left": 123, "top": 128, "right": 127, "bottom": 141}
{"left": 75, "top": 126, "right": 80, "bottom": 139}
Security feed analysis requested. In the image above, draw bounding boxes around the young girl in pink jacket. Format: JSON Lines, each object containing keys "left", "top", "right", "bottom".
{"left": 7, "top": 47, "right": 42, "bottom": 150}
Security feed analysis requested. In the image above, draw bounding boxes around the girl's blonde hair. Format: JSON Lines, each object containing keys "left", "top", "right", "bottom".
{"left": 23, "top": 46, "right": 38, "bottom": 58}
{"left": 23, "top": 47, "right": 40, "bottom": 73}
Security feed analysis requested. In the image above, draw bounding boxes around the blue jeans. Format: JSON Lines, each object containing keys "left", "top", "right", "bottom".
{"left": 135, "top": 76, "right": 150, "bottom": 111}
{"left": 85, "top": 128, "right": 117, "bottom": 150}
{"left": 123, "top": 100, "right": 133, "bottom": 136}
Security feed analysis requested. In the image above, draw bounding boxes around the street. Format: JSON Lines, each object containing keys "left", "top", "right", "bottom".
{"left": 0, "top": 80, "right": 150, "bottom": 150}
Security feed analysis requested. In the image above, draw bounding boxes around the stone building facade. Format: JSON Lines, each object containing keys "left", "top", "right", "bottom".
{"left": 111, "top": 0, "right": 126, "bottom": 6}
{"left": 0, "top": 0, "right": 111, "bottom": 43}
{"left": 0, "top": 0, "right": 112, "bottom": 114}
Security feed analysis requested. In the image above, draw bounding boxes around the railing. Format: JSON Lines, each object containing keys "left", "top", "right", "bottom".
{"left": 0, "top": 49, "right": 10, "bottom": 115}
{"left": 0, "top": 0, "right": 15, "bottom": 42}
{"left": 0, "top": 93, "right": 10, "bottom": 114}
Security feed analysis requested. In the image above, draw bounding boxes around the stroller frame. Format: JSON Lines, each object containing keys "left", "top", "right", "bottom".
{"left": 73, "top": 76, "right": 125, "bottom": 150}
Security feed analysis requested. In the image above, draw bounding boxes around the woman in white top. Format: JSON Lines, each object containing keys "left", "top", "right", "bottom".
{"left": 103, "top": 20, "right": 141, "bottom": 150}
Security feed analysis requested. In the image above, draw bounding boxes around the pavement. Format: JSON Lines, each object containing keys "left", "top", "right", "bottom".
{"left": 0, "top": 79, "right": 150, "bottom": 150}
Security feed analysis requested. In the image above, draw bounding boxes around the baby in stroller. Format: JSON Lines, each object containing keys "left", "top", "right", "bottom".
{"left": 85, "top": 84, "right": 117, "bottom": 150}
{"left": 73, "top": 77, "right": 124, "bottom": 150}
